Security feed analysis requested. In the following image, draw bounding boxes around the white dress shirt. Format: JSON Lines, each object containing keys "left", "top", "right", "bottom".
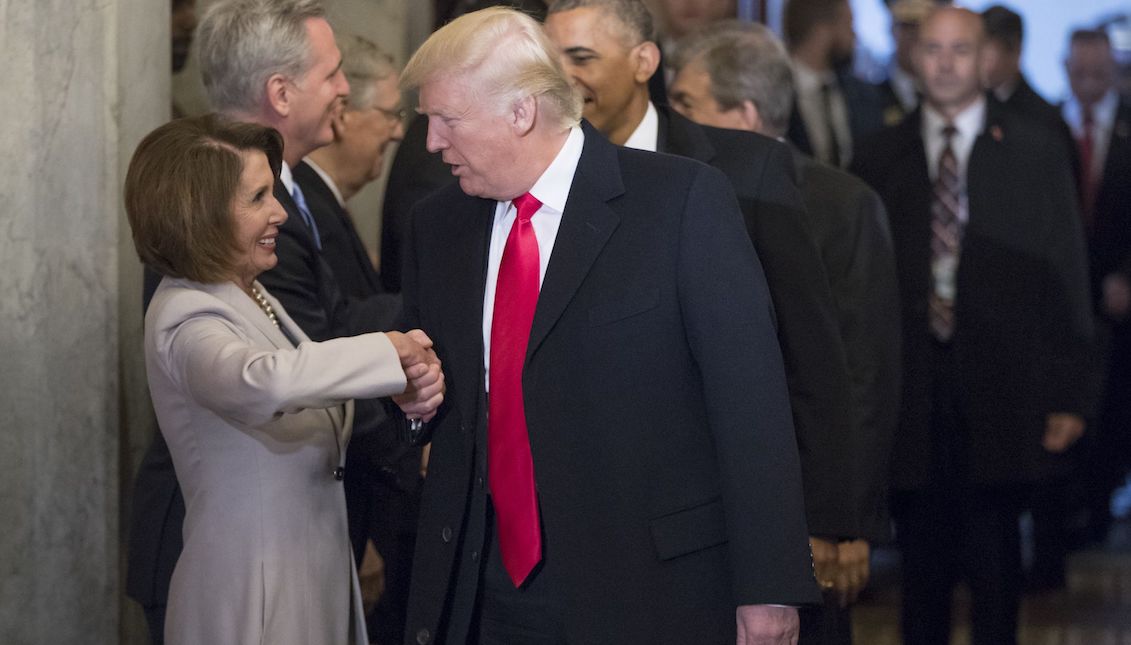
{"left": 1063, "top": 89, "right": 1120, "bottom": 183}
{"left": 792, "top": 60, "right": 852, "bottom": 166}
{"left": 482, "top": 126, "right": 585, "bottom": 383}
{"left": 922, "top": 96, "right": 986, "bottom": 225}
{"left": 622, "top": 102, "right": 660, "bottom": 152}
{"left": 279, "top": 160, "right": 296, "bottom": 195}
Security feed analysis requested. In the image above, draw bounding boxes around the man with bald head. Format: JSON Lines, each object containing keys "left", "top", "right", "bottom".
{"left": 851, "top": 7, "right": 1094, "bottom": 644}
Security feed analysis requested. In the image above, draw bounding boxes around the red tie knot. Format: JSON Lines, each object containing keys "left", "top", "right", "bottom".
{"left": 513, "top": 192, "right": 542, "bottom": 223}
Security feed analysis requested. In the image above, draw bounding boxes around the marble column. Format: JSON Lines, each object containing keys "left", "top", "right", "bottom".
{"left": 0, "top": 0, "right": 167, "bottom": 642}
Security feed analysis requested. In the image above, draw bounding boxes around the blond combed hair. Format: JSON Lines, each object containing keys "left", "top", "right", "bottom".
{"left": 401, "top": 7, "right": 582, "bottom": 128}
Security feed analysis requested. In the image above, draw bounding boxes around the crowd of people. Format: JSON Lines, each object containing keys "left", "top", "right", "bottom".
{"left": 122, "top": 0, "right": 1130, "bottom": 644}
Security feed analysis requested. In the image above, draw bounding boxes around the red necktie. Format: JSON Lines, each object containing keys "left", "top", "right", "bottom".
{"left": 488, "top": 192, "right": 543, "bottom": 587}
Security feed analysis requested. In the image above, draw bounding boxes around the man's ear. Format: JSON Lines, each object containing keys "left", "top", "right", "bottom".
{"left": 330, "top": 109, "right": 349, "bottom": 141}
{"left": 510, "top": 94, "right": 538, "bottom": 136}
{"left": 740, "top": 100, "right": 763, "bottom": 133}
{"left": 632, "top": 41, "right": 662, "bottom": 84}
{"left": 265, "top": 73, "right": 291, "bottom": 118}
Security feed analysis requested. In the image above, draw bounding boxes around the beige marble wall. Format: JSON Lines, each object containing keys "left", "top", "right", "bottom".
{"left": 0, "top": 0, "right": 167, "bottom": 642}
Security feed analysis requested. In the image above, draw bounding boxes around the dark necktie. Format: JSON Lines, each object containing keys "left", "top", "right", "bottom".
{"left": 820, "top": 81, "right": 843, "bottom": 166}
{"left": 1078, "top": 105, "right": 1096, "bottom": 231}
{"left": 488, "top": 192, "right": 543, "bottom": 587}
{"left": 290, "top": 182, "right": 322, "bottom": 250}
{"left": 929, "top": 125, "right": 962, "bottom": 341}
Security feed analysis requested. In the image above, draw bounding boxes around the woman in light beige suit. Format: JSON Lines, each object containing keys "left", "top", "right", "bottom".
{"left": 124, "top": 115, "right": 443, "bottom": 645}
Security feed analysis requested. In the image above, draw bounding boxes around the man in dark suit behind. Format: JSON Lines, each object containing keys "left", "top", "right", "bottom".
{"left": 544, "top": 0, "right": 858, "bottom": 578}
{"left": 396, "top": 7, "right": 817, "bottom": 644}
{"left": 783, "top": 0, "right": 886, "bottom": 167}
{"left": 980, "top": 5, "right": 1079, "bottom": 184}
{"left": 1062, "top": 27, "right": 1131, "bottom": 549}
{"left": 294, "top": 32, "right": 426, "bottom": 645}
{"left": 668, "top": 20, "right": 902, "bottom": 644}
{"left": 851, "top": 8, "right": 1095, "bottom": 644}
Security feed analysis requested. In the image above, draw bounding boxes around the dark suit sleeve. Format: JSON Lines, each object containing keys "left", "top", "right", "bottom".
{"left": 1039, "top": 144, "right": 1100, "bottom": 417}
{"left": 745, "top": 144, "right": 856, "bottom": 540}
{"left": 679, "top": 164, "right": 818, "bottom": 606}
{"left": 387, "top": 202, "right": 437, "bottom": 447}
{"left": 831, "top": 185, "right": 902, "bottom": 542}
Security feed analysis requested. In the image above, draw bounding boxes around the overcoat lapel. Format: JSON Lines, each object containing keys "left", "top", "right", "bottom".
{"left": 444, "top": 198, "right": 495, "bottom": 425}
{"left": 526, "top": 124, "right": 623, "bottom": 360}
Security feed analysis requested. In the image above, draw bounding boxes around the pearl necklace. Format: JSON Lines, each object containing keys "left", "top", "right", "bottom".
{"left": 250, "top": 285, "right": 280, "bottom": 328}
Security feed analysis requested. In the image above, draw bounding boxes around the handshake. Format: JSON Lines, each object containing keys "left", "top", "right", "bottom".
{"left": 386, "top": 329, "right": 445, "bottom": 423}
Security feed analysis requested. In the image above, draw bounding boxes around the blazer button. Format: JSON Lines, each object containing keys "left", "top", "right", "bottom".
{"left": 333, "top": 467, "right": 345, "bottom": 481}
{"left": 415, "top": 628, "right": 432, "bottom": 644}
{"left": 441, "top": 526, "right": 453, "bottom": 543}
{"left": 471, "top": 550, "right": 479, "bottom": 562}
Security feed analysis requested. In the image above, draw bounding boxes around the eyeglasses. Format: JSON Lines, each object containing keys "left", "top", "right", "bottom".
{"left": 373, "top": 105, "right": 408, "bottom": 123}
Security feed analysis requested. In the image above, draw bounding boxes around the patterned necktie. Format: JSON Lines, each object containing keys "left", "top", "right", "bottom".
{"left": 290, "top": 182, "right": 322, "bottom": 251}
{"left": 488, "top": 192, "right": 543, "bottom": 587}
{"left": 929, "top": 125, "right": 961, "bottom": 342}
{"left": 1078, "top": 105, "right": 1096, "bottom": 231}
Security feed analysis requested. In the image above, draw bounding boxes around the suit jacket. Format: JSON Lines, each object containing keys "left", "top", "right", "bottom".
{"left": 1086, "top": 99, "right": 1131, "bottom": 305}
{"left": 876, "top": 77, "right": 913, "bottom": 128}
{"left": 1003, "top": 77, "right": 1081, "bottom": 197}
{"left": 293, "top": 162, "right": 387, "bottom": 303}
{"left": 400, "top": 123, "right": 818, "bottom": 645}
{"left": 380, "top": 114, "right": 455, "bottom": 293}
{"left": 788, "top": 69, "right": 888, "bottom": 165}
{"left": 126, "top": 181, "right": 405, "bottom": 612}
{"left": 656, "top": 107, "right": 857, "bottom": 540}
{"left": 791, "top": 148, "right": 902, "bottom": 542}
{"left": 146, "top": 277, "right": 405, "bottom": 645}
{"left": 851, "top": 98, "right": 1097, "bottom": 490}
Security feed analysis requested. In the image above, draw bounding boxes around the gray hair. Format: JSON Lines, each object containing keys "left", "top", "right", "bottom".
{"left": 338, "top": 34, "right": 397, "bottom": 111}
{"left": 196, "top": 0, "right": 327, "bottom": 113}
{"left": 546, "top": 0, "right": 655, "bottom": 45}
{"left": 670, "top": 20, "right": 795, "bottom": 137}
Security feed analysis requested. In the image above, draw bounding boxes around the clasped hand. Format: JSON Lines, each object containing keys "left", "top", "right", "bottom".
{"left": 387, "top": 329, "right": 444, "bottom": 422}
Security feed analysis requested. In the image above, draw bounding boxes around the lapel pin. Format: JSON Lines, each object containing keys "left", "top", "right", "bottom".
{"left": 990, "top": 125, "right": 1004, "bottom": 142}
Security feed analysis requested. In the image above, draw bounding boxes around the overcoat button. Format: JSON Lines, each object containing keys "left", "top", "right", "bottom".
{"left": 442, "top": 526, "right": 453, "bottom": 543}
{"left": 332, "top": 467, "right": 345, "bottom": 481}
{"left": 416, "top": 628, "right": 431, "bottom": 644}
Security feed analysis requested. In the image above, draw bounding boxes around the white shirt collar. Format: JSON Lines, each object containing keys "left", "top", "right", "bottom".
{"left": 279, "top": 161, "right": 296, "bottom": 195}
{"left": 622, "top": 102, "right": 660, "bottom": 153}
{"left": 1063, "top": 89, "right": 1120, "bottom": 133}
{"left": 792, "top": 60, "right": 835, "bottom": 95}
{"left": 922, "top": 95, "right": 986, "bottom": 145}
{"left": 301, "top": 157, "right": 346, "bottom": 208}
{"left": 518, "top": 125, "right": 585, "bottom": 214}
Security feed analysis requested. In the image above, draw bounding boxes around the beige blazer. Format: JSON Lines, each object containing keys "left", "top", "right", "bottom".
{"left": 145, "top": 277, "right": 405, "bottom": 645}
